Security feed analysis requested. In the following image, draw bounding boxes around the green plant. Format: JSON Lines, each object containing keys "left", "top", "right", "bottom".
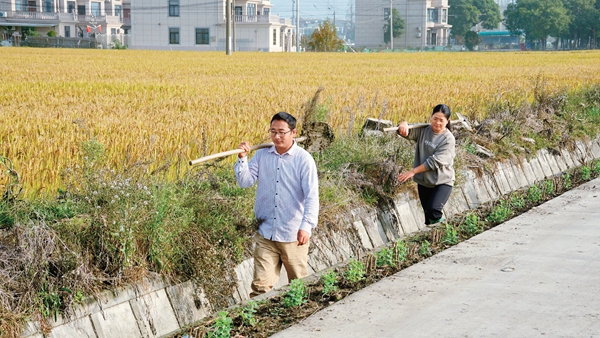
{"left": 110, "top": 39, "right": 128, "bottom": 50}
{"left": 527, "top": 184, "right": 542, "bottom": 203}
{"left": 394, "top": 240, "right": 408, "bottom": 264}
{"left": 486, "top": 201, "right": 512, "bottom": 223}
{"left": 594, "top": 160, "right": 600, "bottom": 176}
{"left": 562, "top": 172, "right": 572, "bottom": 189}
{"left": 464, "top": 139, "right": 477, "bottom": 154}
{"left": 344, "top": 258, "right": 366, "bottom": 283}
{"left": 509, "top": 194, "right": 526, "bottom": 210}
{"left": 282, "top": 279, "right": 307, "bottom": 308}
{"left": 375, "top": 247, "right": 395, "bottom": 267}
{"left": 39, "top": 284, "right": 70, "bottom": 321}
{"left": 73, "top": 291, "right": 85, "bottom": 304}
{"left": 322, "top": 270, "right": 339, "bottom": 295}
{"left": 580, "top": 166, "right": 591, "bottom": 181}
{"left": 459, "top": 213, "right": 484, "bottom": 237}
{"left": 47, "top": 30, "right": 57, "bottom": 37}
{"left": 543, "top": 180, "right": 555, "bottom": 196}
{"left": 207, "top": 311, "right": 232, "bottom": 338}
{"left": 441, "top": 223, "right": 458, "bottom": 245}
{"left": 419, "top": 240, "right": 432, "bottom": 257}
{"left": 239, "top": 300, "right": 258, "bottom": 327}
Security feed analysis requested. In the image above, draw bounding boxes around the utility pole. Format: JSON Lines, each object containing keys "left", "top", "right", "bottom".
{"left": 232, "top": 0, "right": 236, "bottom": 52}
{"left": 296, "top": 0, "right": 300, "bottom": 52}
{"left": 226, "top": 0, "right": 231, "bottom": 55}
{"left": 390, "top": 0, "right": 393, "bottom": 50}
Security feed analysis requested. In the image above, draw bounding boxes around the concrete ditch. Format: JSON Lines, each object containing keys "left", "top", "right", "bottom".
{"left": 21, "top": 136, "right": 600, "bottom": 338}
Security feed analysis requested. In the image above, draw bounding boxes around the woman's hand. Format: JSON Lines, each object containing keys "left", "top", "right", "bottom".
{"left": 397, "top": 170, "right": 415, "bottom": 183}
{"left": 397, "top": 121, "right": 409, "bottom": 137}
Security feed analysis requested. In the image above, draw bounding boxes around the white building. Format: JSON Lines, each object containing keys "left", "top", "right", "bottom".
{"left": 0, "top": 0, "right": 126, "bottom": 46}
{"left": 355, "top": 0, "right": 451, "bottom": 49}
{"left": 129, "top": 0, "right": 295, "bottom": 52}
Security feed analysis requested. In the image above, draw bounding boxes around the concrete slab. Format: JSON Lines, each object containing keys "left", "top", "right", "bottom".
{"left": 498, "top": 160, "right": 521, "bottom": 191}
{"left": 352, "top": 220, "right": 374, "bottom": 250}
{"left": 491, "top": 164, "right": 512, "bottom": 196}
{"left": 515, "top": 158, "right": 536, "bottom": 186}
{"left": 507, "top": 160, "right": 530, "bottom": 190}
{"left": 166, "top": 280, "right": 211, "bottom": 328}
{"left": 360, "top": 212, "right": 389, "bottom": 248}
{"left": 442, "top": 186, "right": 470, "bottom": 218}
{"left": 552, "top": 151, "right": 569, "bottom": 172}
{"left": 559, "top": 147, "right": 576, "bottom": 170}
{"left": 130, "top": 289, "right": 180, "bottom": 337}
{"left": 463, "top": 170, "right": 493, "bottom": 208}
{"left": 272, "top": 178, "right": 600, "bottom": 338}
{"left": 233, "top": 258, "right": 254, "bottom": 302}
{"left": 539, "top": 149, "right": 561, "bottom": 176}
{"left": 534, "top": 150, "right": 554, "bottom": 178}
{"left": 376, "top": 200, "right": 404, "bottom": 241}
{"left": 46, "top": 315, "right": 96, "bottom": 338}
{"left": 393, "top": 195, "right": 421, "bottom": 235}
{"left": 91, "top": 302, "right": 141, "bottom": 338}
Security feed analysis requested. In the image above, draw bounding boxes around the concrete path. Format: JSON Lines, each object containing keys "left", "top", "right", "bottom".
{"left": 273, "top": 178, "right": 600, "bottom": 338}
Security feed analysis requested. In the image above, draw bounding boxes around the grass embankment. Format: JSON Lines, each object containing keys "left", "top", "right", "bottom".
{"left": 1, "top": 80, "right": 600, "bottom": 337}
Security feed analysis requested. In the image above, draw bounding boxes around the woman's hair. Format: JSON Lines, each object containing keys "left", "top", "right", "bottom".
{"left": 271, "top": 112, "right": 297, "bottom": 130}
{"left": 432, "top": 104, "right": 452, "bottom": 132}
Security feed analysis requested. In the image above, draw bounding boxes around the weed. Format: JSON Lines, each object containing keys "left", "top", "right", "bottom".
{"left": 486, "top": 201, "right": 513, "bottom": 223}
{"left": 344, "top": 258, "right": 366, "bottom": 283}
{"left": 459, "top": 213, "right": 484, "bottom": 237}
{"left": 239, "top": 300, "right": 258, "bottom": 327}
{"left": 509, "top": 194, "right": 526, "bottom": 210}
{"left": 375, "top": 247, "right": 395, "bottom": 267}
{"left": 419, "top": 240, "right": 432, "bottom": 257}
{"left": 321, "top": 270, "right": 339, "bottom": 295}
{"left": 394, "top": 240, "right": 408, "bottom": 264}
{"left": 543, "top": 180, "right": 555, "bottom": 196}
{"left": 207, "top": 311, "right": 232, "bottom": 338}
{"left": 580, "top": 166, "right": 592, "bottom": 181}
{"left": 528, "top": 184, "right": 543, "bottom": 203}
{"left": 441, "top": 223, "right": 458, "bottom": 245}
{"left": 593, "top": 160, "right": 600, "bottom": 176}
{"left": 281, "top": 279, "right": 307, "bottom": 308}
{"left": 562, "top": 172, "right": 572, "bottom": 189}
{"left": 39, "top": 284, "right": 68, "bottom": 321}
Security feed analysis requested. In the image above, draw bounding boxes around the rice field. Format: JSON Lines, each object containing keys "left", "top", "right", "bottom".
{"left": 1, "top": 48, "right": 599, "bottom": 197}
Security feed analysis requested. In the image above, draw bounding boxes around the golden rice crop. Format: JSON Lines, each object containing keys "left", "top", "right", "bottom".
{"left": 1, "top": 48, "right": 599, "bottom": 197}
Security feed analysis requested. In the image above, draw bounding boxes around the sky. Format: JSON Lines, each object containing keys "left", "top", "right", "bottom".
{"left": 269, "top": 0, "right": 352, "bottom": 20}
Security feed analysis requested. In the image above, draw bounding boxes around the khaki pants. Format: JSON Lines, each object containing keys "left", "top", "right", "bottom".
{"left": 250, "top": 234, "right": 310, "bottom": 298}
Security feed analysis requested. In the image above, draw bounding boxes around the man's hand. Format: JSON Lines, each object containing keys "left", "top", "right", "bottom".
{"left": 297, "top": 230, "right": 310, "bottom": 245}
{"left": 238, "top": 141, "right": 250, "bottom": 158}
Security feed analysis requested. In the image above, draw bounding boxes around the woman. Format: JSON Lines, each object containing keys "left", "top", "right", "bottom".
{"left": 396, "top": 104, "right": 456, "bottom": 227}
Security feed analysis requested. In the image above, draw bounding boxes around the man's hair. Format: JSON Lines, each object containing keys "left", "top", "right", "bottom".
{"left": 271, "top": 112, "right": 297, "bottom": 130}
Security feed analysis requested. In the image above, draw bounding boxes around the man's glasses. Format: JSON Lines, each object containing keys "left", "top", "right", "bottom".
{"left": 269, "top": 130, "right": 292, "bottom": 137}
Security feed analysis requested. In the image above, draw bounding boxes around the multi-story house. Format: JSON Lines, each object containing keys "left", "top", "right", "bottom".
{"left": 354, "top": 0, "right": 451, "bottom": 49}
{"left": 0, "top": 0, "right": 125, "bottom": 46}
{"left": 129, "top": 0, "right": 295, "bottom": 52}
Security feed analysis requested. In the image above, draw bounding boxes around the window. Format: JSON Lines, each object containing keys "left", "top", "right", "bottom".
{"left": 169, "top": 27, "right": 179, "bottom": 44}
{"left": 91, "top": 2, "right": 101, "bottom": 16}
{"left": 64, "top": 26, "right": 70, "bottom": 37}
{"left": 263, "top": 8, "right": 269, "bottom": 16}
{"left": 67, "top": 1, "right": 75, "bottom": 13}
{"left": 195, "top": 28, "right": 209, "bottom": 44}
{"left": 43, "top": 0, "right": 53, "bottom": 12}
{"left": 169, "top": 0, "right": 179, "bottom": 17}
{"left": 115, "top": 5, "right": 122, "bottom": 17}
{"left": 427, "top": 8, "right": 439, "bottom": 23}
{"left": 272, "top": 29, "right": 276, "bottom": 45}
{"left": 111, "top": 28, "right": 116, "bottom": 35}
{"left": 247, "top": 3, "right": 256, "bottom": 16}
{"left": 235, "top": 6, "right": 242, "bottom": 21}
{"left": 15, "top": 0, "right": 21, "bottom": 11}
{"left": 77, "top": 5, "right": 85, "bottom": 15}
{"left": 442, "top": 9, "right": 447, "bottom": 23}
{"left": 383, "top": 7, "right": 390, "bottom": 21}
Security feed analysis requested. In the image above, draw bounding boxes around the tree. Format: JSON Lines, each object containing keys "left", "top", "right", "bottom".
{"left": 383, "top": 8, "right": 405, "bottom": 45}
{"left": 463, "top": 31, "right": 481, "bottom": 51}
{"left": 306, "top": 19, "right": 344, "bottom": 52}
{"left": 504, "top": 0, "right": 570, "bottom": 50}
{"left": 561, "top": 0, "right": 600, "bottom": 49}
{"left": 449, "top": 0, "right": 501, "bottom": 41}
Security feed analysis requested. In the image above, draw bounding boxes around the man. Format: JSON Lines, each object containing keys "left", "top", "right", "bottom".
{"left": 235, "top": 112, "right": 319, "bottom": 297}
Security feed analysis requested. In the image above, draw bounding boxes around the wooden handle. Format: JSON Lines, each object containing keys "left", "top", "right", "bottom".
{"left": 383, "top": 123, "right": 430, "bottom": 132}
{"left": 189, "top": 136, "right": 307, "bottom": 166}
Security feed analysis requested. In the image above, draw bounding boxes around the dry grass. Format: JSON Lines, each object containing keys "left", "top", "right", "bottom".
{"left": 1, "top": 49, "right": 600, "bottom": 197}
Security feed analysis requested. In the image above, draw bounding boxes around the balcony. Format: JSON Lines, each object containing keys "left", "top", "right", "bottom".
{"left": 10, "top": 11, "right": 59, "bottom": 20}
{"left": 2, "top": 11, "right": 121, "bottom": 24}
{"left": 234, "top": 15, "right": 281, "bottom": 24}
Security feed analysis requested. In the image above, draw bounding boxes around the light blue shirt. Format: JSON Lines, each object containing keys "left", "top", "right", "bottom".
{"left": 234, "top": 142, "right": 319, "bottom": 243}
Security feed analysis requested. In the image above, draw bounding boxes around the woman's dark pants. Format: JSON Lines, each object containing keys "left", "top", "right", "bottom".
{"left": 417, "top": 184, "right": 453, "bottom": 225}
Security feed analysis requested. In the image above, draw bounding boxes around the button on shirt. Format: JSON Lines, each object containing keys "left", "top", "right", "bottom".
{"left": 234, "top": 142, "right": 319, "bottom": 243}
